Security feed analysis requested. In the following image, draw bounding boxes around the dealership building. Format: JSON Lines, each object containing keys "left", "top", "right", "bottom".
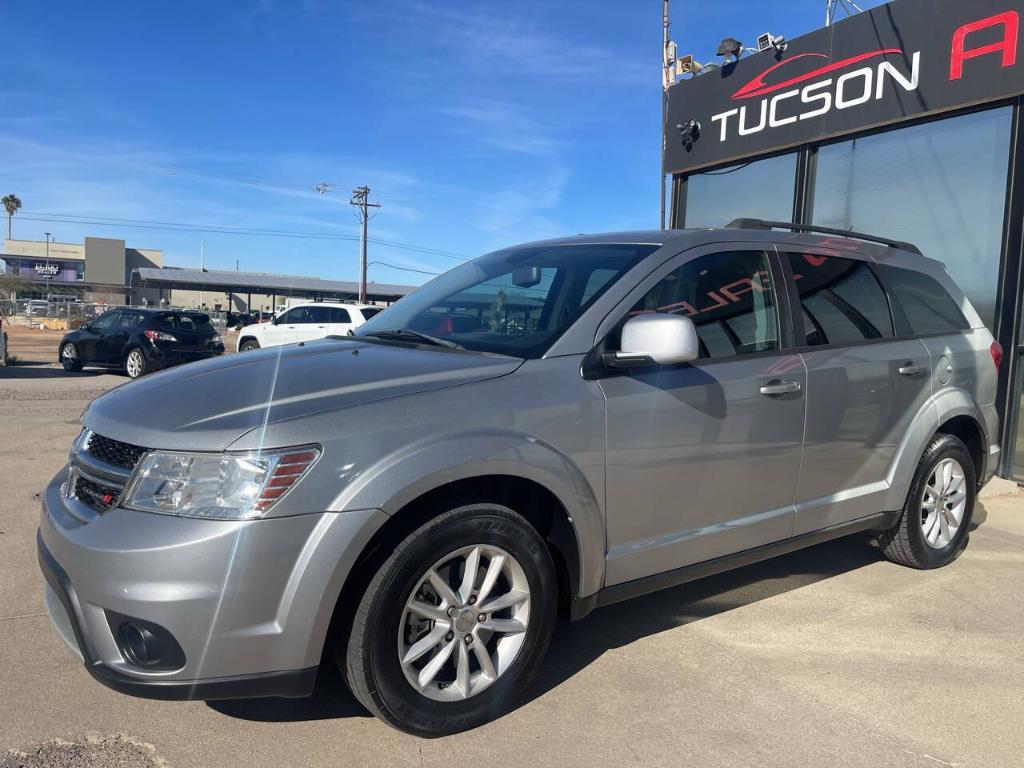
{"left": 1, "top": 236, "right": 415, "bottom": 310}
{"left": 666, "top": 0, "right": 1024, "bottom": 478}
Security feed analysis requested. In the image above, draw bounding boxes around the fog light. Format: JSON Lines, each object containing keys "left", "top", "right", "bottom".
{"left": 119, "top": 622, "right": 161, "bottom": 667}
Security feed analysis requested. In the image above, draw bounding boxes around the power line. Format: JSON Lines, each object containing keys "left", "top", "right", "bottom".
{"left": 367, "top": 261, "right": 441, "bottom": 276}
{"left": 15, "top": 211, "right": 470, "bottom": 260}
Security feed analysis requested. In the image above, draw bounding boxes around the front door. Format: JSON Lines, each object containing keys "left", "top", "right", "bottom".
{"left": 780, "top": 249, "right": 933, "bottom": 534}
{"left": 294, "top": 305, "right": 331, "bottom": 343}
{"left": 81, "top": 311, "right": 120, "bottom": 364}
{"left": 600, "top": 247, "right": 806, "bottom": 586}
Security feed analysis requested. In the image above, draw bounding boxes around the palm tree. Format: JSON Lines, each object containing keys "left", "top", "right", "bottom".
{"left": 2, "top": 194, "right": 22, "bottom": 240}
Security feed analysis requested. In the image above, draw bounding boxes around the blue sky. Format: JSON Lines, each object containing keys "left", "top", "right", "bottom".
{"left": 0, "top": 0, "right": 886, "bottom": 286}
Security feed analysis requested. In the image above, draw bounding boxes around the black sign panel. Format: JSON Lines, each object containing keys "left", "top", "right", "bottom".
{"left": 666, "top": 0, "right": 1024, "bottom": 174}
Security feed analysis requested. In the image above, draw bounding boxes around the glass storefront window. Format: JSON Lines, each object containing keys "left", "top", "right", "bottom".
{"left": 812, "top": 108, "right": 1013, "bottom": 330}
{"left": 683, "top": 153, "right": 797, "bottom": 229}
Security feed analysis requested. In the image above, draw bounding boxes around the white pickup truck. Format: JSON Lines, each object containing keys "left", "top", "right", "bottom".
{"left": 235, "top": 302, "right": 383, "bottom": 352}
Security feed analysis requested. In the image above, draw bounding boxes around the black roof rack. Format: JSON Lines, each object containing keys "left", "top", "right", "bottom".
{"left": 725, "top": 218, "right": 922, "bottom": 256}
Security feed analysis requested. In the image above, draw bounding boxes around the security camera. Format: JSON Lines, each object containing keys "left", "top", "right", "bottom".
{"left": 757, "top": 32, "right": 788, "bottom": 55}
{"left": 677, "top": 119, "right": 701, "bottom": 150}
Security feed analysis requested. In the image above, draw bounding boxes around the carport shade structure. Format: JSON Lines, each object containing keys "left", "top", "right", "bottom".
{"left": 130, "top": 267, "right": 417, "bottom": 305}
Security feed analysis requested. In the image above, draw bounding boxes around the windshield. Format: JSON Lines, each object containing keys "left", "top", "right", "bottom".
{"left": 354, "top": 243, "right": 658, "bottom": 358}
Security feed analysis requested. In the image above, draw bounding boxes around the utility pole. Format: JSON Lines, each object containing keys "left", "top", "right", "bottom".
{"left": 349, "top": 186, "right": 381, "bottom": 303}
{"left": 660, "top": 0, "right": 671, "bottom": 230}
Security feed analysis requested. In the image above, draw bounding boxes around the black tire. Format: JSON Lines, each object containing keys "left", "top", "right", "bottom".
{"left": 239, "top": 339, "right": 260, "bottom": 352}
{"left": 343, "top": 504, "right": 557, "bottom": 737}
{"left": 879, "top": 433, "right": 976, "bottom": 569}
{"left": 60, "top": 342, "right": 83, "bottom": 372}
{"left": 124, "top": 347, "right": 147, "bottom": 379}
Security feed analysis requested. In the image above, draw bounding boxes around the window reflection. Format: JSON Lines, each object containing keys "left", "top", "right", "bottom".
{"left": 683, "top": 154, "right": 797, "bottom": 228}
{"left": 812, "top": 108, "right": 1012, "bottom": 330}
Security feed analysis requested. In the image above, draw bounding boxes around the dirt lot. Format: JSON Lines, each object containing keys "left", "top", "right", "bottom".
{"left": 1, "top": 365, "right": 1023, "bottom": 767}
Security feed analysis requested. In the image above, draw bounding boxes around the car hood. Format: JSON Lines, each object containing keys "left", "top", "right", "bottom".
{"left": 84, "top": 338, "right": 522, "bottom": 451}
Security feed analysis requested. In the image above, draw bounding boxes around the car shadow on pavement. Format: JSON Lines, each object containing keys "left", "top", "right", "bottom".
{"left": 0, "top": 363, "right": 104, "bottom": 379}
{"left": 209, "top": 535, "right": 883, "bottom": 724}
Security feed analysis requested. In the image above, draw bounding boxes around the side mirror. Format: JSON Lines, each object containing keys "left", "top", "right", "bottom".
{"left": 604, "top": 313, "right": 700, "bottom": 369}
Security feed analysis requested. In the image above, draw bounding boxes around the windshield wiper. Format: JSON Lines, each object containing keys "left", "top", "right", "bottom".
{"left": 360, "top": 328, "right": 464, "bottom": 349}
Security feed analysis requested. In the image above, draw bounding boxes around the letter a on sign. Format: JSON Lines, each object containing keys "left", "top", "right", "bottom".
{"left": 950, "top": 11, "right": 1020, "bottom": 81}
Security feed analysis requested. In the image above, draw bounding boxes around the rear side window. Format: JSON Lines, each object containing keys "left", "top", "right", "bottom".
{"left": 330, "top": 307, "right": 352, "bottom": 323}
{"left": 876, "top": 264, "right": 970, "bottom": 335}
{"left": 629, "top": 250, "right": 779, "bottom": 360}
{"left": 158, "top": 313, "right": 214, "bottom": 334}
{"left": 787, "top": 253, "right": 894, "bottom": 347}
{"left": 360, "top": 307, "right": 383, "bottom": 320}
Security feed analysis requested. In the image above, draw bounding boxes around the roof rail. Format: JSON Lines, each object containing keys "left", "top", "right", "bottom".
{"left": 725, "top": 218, "right": 922, "bottom": 256}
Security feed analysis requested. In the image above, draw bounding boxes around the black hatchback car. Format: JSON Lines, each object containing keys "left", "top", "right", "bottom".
{"left": 58, "top": 308, "right": 224, "bottom": 378}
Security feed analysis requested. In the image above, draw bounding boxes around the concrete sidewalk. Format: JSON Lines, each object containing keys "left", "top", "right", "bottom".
{"left": 1, "top": 372, "right": 1022, "bottom": 767}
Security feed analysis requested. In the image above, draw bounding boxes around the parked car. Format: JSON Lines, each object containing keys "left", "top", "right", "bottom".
{"left": 235, "top": 302, "right": 378, "bottom": 351}
{"left": 39, "top": 222, "right": 999, "bottom": 736}
{"left": 25, "top": 299, "right": 49, "bottom": 317}
{"left": 57, "top": 308, "right": 224, "bottom": 378}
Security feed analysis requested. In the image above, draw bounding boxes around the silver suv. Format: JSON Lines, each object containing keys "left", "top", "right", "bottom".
{"left": 38, "top": 221, "right": 1000, "bottom": 736}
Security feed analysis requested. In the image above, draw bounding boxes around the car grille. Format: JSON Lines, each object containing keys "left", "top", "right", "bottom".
{"left": 84, "top": 433, "right": 148, "bottom": 470}
{"left": 73, "top": 474, "right": 120, "bottom": 512}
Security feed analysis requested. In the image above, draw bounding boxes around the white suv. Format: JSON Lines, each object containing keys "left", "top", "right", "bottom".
{"left": 236, "top": 302, "right": 382, "bottom": 352}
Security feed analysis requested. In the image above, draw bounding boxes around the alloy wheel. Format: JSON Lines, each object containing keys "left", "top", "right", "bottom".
{"left": 921, "top": 457, "right": 967, "bottom": 549}
{"left": 61, "top": 343, "right": 76, "bottom": 361}
{"left": 398, "top": 544, "right": 531, "bottom": 702}
{"left": 126, "top": 350, "right": 143, "bottom": 378}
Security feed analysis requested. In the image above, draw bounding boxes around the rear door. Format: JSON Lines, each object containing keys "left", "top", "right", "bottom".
{"left": 328, "top": 306, "right": 355, "bottom": 336}
{"left": 601, "top": 245, "right": 806, "bottom": 585}
{"left": 781, "top": 249, "right": 933, "bottom": 534}
{"left": 107, "top": 310, "right": 144, "bottom": 365}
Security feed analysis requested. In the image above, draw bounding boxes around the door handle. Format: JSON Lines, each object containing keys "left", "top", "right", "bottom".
{"left": 760, "top": 379, "right": 801, "bottom": 396}
{"left": 899, "top": 364, "right": 926, "bottom": 377}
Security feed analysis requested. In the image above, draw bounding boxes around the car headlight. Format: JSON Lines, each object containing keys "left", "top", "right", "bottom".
{"left": 123, "top": 447, "right": 320, "bottom": 520}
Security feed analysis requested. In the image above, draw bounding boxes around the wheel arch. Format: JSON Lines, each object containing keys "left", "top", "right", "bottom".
{"left": 238, "top": 335, "right": 259, "bottom": 350}
{"left": 317, "top": 471, "right": 586, "bottom": 684}
{"left": 884, "top": 389, "right": 991, "bottom": 510}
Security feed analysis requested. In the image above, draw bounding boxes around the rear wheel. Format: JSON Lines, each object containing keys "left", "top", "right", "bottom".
{"left": 239, "top": 339, "right": 260, "bottom": 352}
{"left": 879, "top": 433, "right": 976, "bottom": 569}
{"left": 125, "top": 348, "right": 147, "bottom": 379}
{"left": 60, "top": 342, "right": 83, "bottom": 372}
{"left": 343, "top": 504, "right": 557, "bottom": 736}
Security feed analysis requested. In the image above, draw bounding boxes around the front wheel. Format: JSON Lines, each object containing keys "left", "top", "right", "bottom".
{"left": 239, "top": 339, "right": 260, "bottom": 352}
{"left": 125, "top": 348, "right": 147, "bottom": 379}
{"left": 343, "top": 504, "right": 557, "bottom": 737}
{"left": 879, "top": 433, "right": 976, "bottom": 569}
{"left": 61, "top": 342, "right": 83, "bottom": 372}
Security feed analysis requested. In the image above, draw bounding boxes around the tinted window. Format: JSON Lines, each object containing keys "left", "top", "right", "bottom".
{"left": 304, "top": 306, "right": 331, "bottom": 324}
{"left": 628, "top": 250, "right": 779, "bottom": 359}
{"left": 118, "top": 312, "right": 145, "bottom": 329}
{"left": 330, "top": 307, "right": 352, "bottom": 323}
{"left": 360, "top": 307, "right": 383, "bottom": 320}
{"left": 157, "top": 313, "right": 214, "bottom": 334}
{"left": 91, "top": 312, "right": 120, "bottom": 330}
{"left": 787, "top": 253, "right": 894, "bottom": 346}
{"left": 877, "top": 264, "right": 970, "bottom": 335}
{"left": 278, "top": 308, "right": 301, "bottom": 324}
{"left": 356, "top": 244, "right": 657, "bottom": 358}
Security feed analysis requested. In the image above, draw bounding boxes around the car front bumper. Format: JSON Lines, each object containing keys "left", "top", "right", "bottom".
{"left": 38, "top": 469, "right": 387, "bottom": 700}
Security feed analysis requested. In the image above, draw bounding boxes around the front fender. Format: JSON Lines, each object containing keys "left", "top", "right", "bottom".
{"left": 333, "top": 430, "right": 606, "bottom": 599}
{"left": 883, "top": 388, "right": 990, "bottom": 511}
